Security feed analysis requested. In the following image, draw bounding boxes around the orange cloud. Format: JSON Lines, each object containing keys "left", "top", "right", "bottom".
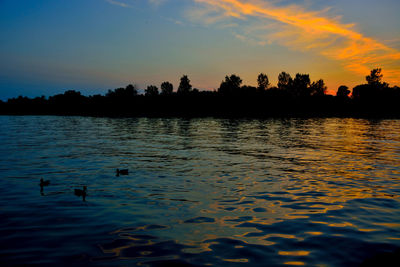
{"left": 191, "top": 0, "right": 400, "bottom": 85}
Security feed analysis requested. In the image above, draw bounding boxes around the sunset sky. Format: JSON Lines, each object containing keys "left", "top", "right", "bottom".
{"left": 1, "top": 0, "right": 399, "bottom": 99}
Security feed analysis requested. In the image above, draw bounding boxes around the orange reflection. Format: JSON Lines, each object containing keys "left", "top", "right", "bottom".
{"left": 100, "top": 118, "right": 400, "bottom": 264}
{"left": 264, "top": 234, "right": 298, "bottom": 240}
{"left": 374, "top": 223, "right": 400, "bottom": 228}
{"left": 304, "top": 232, "right": 323, "bottom": 236}
{"left": 387, "top": 237, "right": 400, "bottom": 241}
{"left": 358, "top": 228, "right": 378, "bottom": 232}
{"left": 284, "top": 261, "right": 305, "bottom": 266}
{"left": 328, "top": 222, "right": 355, "bottom": 227}
{"left": 279, "top": 251, "right": 310, "bottom": 256}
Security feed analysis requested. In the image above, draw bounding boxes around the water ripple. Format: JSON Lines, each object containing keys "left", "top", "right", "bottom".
{"left": 0, "top": 116, "right": 399, "bottom": 266}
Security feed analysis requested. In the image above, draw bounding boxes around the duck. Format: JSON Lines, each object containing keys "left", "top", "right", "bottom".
{"left": 116, "top": 169, "right": 129, "bottom": 176}
{"left": 39, "top": 178, "right": 50, "bottom": 192}
{"left": 74, "top": 186, "right": 87, "bottom": 197}
{"left": 39, "top": 178, "right": 50, "bottom": 187}
{"left": 39, "top": 178, "right": 50, "bottom": 193}
{"left": 74, "top": 186, "right": 87, "bottom": 201}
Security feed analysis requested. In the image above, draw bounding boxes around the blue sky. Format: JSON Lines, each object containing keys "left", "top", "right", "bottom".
{"left": 1, "top": 0, "right": 399, "bottom": 99}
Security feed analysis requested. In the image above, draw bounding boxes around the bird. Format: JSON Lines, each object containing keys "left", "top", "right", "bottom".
{"left": 39, "top": 178, "right": 50, "bottom": 193}
{"left": 116, "top": 169, "right": 129, "bottom": 176}
{"left": 39, "top": 178, "right": 50, "bottom": 187}
{"left": 74, "top": 186, "right": 87, "bottom": 201}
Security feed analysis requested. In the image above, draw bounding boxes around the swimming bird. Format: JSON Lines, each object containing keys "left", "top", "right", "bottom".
{"left": 39, "top": 178, "right": 50, "bottom": 193}
{"left": 74, "top": 186, "right": 87, "bottom": 201}
{"left": 116, "top": 169, "right": 129, "bottom": 176}
{"left": 39, "top": 178, "right": 50, "bottom": 187}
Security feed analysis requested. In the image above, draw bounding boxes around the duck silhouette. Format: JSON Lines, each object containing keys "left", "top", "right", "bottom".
{"left": 74, "top": 186, "right": 87, "bottom": 201}
{"left": 116, "top": 169, "right": 129, "bottom": 177}
{"left": 39, "top": 178, "right": 50, "bottom": 193}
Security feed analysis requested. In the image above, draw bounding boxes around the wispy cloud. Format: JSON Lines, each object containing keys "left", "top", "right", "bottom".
{"left": 148, "top": 0, "right": 167, "bottom": 7}
{"left": 188, "top": 0, "right": 400, "bottom": 84}
{"left": 106, "top": 0, "right": 130, "bottom": 8}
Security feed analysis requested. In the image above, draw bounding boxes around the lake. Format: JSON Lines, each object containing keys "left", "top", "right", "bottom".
{"left": 0, "top": 116, "right": 399, "bottom": 266}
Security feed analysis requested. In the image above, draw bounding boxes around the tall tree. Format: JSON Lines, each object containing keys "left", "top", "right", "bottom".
{"left": 310, "top": 79, "right": 327, "bottom": 96}
{"left": 353, "top": 68, "right": 389, "bottom": 100}
{"left": 336, "top": 85, "right": 350, "bottom": 98}
{"left": 177, "top": 75, "right": 192, "bottom": 95}
{"left": 106, "top": 84, "right": 137, "bottom": 99}
{"left": 145, "top": 85, "right": 159, "bottom": 96}
{"left": 218, "top": 74, "right": 243, "bottom": 95}
{"left": 277, "top": 71, "right": 292, "bottom": 90}
{"left": 125, "top": 84, "right": 138, "bottom": 97}
{"left": 161, "top": 81, "right": 173, "bottom": 95}
{"left": 291, "top": 73, "right": 311, "bottom": 97}
{"left": 257, "top": 73, "right": 270, "bottom": 92}
{"left": 366, "top": 68, "right": 383, "bottom": 86}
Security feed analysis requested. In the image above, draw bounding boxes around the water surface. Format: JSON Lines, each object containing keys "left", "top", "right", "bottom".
{"left": 0, "top": 116, "right": 399, "bottom": 266}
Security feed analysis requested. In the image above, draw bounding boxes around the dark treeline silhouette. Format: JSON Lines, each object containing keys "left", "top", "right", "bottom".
{"left": 1, "top": 68, "right": 399, "bottom": 117}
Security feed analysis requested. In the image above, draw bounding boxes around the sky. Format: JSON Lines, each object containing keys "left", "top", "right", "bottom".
{"left": 1, "top": 0, "right": 399, "bottom": 99}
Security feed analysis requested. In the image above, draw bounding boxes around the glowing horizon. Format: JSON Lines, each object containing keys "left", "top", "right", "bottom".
{"left": 0, "top": 0, "right": 399, "bottom": 99}
{"left": 188, "top": 0, "right": 400, "bottom": 86}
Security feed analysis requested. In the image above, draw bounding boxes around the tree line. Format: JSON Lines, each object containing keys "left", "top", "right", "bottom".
{"left": 1, "top": 69, "right": 399, "bottom": 117}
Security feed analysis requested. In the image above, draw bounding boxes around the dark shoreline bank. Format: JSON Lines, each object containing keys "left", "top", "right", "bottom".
{"left": 2, "top": 93, "right": 400, "bottom": 118}
{"left": 2, "top": 69, "right": 399, "bottom": 119}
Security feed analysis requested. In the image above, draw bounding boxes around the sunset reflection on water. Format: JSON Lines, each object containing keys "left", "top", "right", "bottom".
{"left": 0, "top": 116, "right": 399, "bottom": 266}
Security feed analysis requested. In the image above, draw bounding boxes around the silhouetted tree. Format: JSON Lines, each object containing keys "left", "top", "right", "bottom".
{"left": 310, "top": 79, "right": 327, "bottom": 96}
{"left": 218, "top": 74, "right": 242, "bottom": 95}
{"left": 50, "top": 90, "right": 86, "bottom": 103}
{"left": 353, "top": 68, "right": 389, "bottom": 100}
{"left": 291, "top": 73, "right": 311, "bottom": 97}
{"left": 161, "top": 81, "right": 173, "bottom": 95}
{"left": 64, "top": 90, "right": 82, "bottom": 97}
{"left": 9, "top": 95, "right": 30, "bottom": 105}
{"left": 257, "top": 73, "right": 270, "bottom": 92}
{"left": 336, "top": 85, "right": 350, "bottom": 98}
{"left": 2, "top": 68, "right": 400, "bottom": 117}
{"left": 352, "top": 84, "right": 370, "bottom": 100}
{"left": 106, "top": 84, "right": 137, "bottom": 98}
{"left": 177, "top": 75, "right": 192, "bottom": 95}
{"left": 46, "top": 90, "right": 88, "bottom": 113}
{"left": 366, "top": 68, "right": 383, "bottom": 86}
{"left": 277, "top": 71, "right": 293, "bottom": 90}
{"left": 369, "top": 68, "right": 389, "bottom": 90}
{"left": 126, "top": 84, "right": 138, "bottom": 96}
{"left": 145, "top": 85, "right": 159, "bottom": 96}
